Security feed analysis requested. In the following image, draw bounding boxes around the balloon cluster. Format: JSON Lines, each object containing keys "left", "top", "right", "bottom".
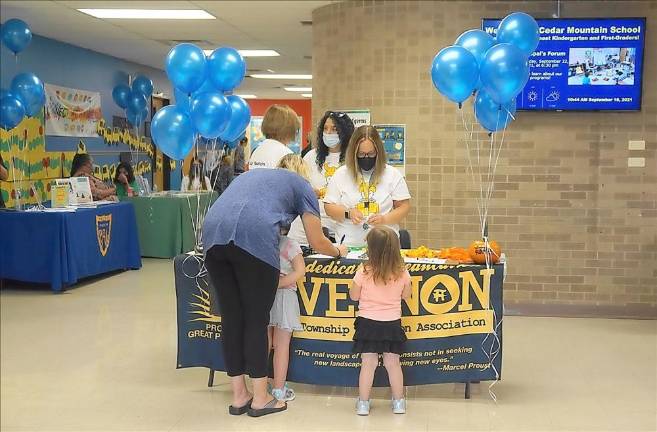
{"left": 0, "top": 19, "right": 46, "bottom": 131}
{"left": 430, "top": 12, "right": 539, "bottom": 132}
{"left": 151, "top": 44, "right": 252, "bottom": 161}
{"left": 112, "top": 74, "right": 154, "bottom": 128}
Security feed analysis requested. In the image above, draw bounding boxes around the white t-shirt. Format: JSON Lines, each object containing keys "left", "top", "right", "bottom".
{"left": 287, "top": 149, "right": 342, "bottom": 245}
{"left": 279, "top": 236, "right": 303, "bottom": 290}
{"left": 248, "top": 139, "right": 293, "bottom": 170}
{"left": 181, "top": 175, "right": 212, "bottom": 192}
{"left": 323, "top": 164, "right": 411, "bottom": 247}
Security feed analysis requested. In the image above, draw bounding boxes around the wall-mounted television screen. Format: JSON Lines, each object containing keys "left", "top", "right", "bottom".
{"left": 482, "top": 18, "right": 646, "bottom": 111}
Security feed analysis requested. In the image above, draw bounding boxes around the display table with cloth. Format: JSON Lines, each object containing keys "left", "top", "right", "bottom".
{"left": 0, "top": 202, "right": 142, "bottom": 292}
{"left": 122, "top": 192, "right": 218, "bottom": 258}
{"left": 175, "top": 253, "right": 503, "bottom": 395}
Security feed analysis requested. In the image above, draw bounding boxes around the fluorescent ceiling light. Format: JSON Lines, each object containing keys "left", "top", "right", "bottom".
{"left": 251, "top": 74, "right": 312, "bottom": 80}
{"left": 284, "top": 87, "right": 312, "bottom": 92}
{"left": 301, "top": 94, "right": 312, "bottom": 98}
{"left": 77, "top": 9, "right": 215, "bottom": 19}
{"left": 236, "top": 94, "right": 257, "bottom": 99}
{"left": 239, "top": 50, "right": 279, "bottom": 57}
{"left": 203, "top": 50, "right": 279, "bottom": 57}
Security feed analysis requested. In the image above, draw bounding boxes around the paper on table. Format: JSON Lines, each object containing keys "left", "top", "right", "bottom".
{"left": 43, "top": 207, "right": 77, "bottom": 212}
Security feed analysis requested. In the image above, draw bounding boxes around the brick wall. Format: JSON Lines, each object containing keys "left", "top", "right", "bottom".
{"left": 312, "top": 1, "right": 656, "bottom": 317}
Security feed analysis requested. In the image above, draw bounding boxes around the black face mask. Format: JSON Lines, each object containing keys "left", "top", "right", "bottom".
{"left": 357, "top": 156, "right": 376, "bottom": 172}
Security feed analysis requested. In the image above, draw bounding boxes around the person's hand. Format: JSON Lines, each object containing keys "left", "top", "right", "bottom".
{"left": 349, "top": 208, "right": 364, "bottom": 224}
{"left": 336, "top": 244, "right": 348, "bottom": 257}
{"left": 367, "top": 213, "right": 387, "bottom": 226}
{"left": 118, "top": 173, "right": 128, "bottom": 184}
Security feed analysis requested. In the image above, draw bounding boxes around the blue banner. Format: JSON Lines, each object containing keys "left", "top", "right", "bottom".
{"left": 175, "top": 255, "right": 504, "bottom": 386}
{"left": 482, "top": 18, "right": 646, "bottom": 111}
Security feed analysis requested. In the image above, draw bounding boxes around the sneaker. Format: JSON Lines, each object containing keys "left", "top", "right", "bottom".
{"left": 356, "top": 398, "right": 370, "bottom": 416}
{"left": 272, "top": 385, "right": 296, "bottom": 402}
{"left": 392, "top": 398, "right": 406, "bottom": 414}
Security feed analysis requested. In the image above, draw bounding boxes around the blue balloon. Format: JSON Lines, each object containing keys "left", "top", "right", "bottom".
{"left": 0, "top": 88, "right": 13, "bottom": 100}
{"left": 127, "top": 91, "right": 148, "bottom": 113}
{"left": 132, "top": 75, "right": 153, "bottom": 98}
{"left": 112, "top": 84, "right": 131, "bottom": 109}
{"left": 207, "top": 47, "right": 246, "bottom": 92}
{"left": 174, "top": 88, "right": 191, "bottom": 113}
{"left": 151, "top": 105, "right": 195, "bottom": 160}
{"left": 496, "top": 12, "right": 540, "bottom": 57}
{"left": 193, "top": 79, "right": 217, "bottom": 96}
{"left": 10, "top": 72, "right": 45, "bottom": 117}
{"left": 480, "top": 43, "right": 529, "bottom": 104}
{"left": 455, "top": 29, "right": 496, "bottom": 65}
{"left": 165, "top": 43, "right": 207, "bottom": 94}
{"left": 1, "top": 19, "right": 32, "bottom": 55}
{"left": 190, "top": 92, "right": 230, "bottom": 138}
{"left": 0, "top": 95, "right": 25, "bottom": 130}
{"left": 430, "top": 46, "right": 479, "bottom": 104}
{"left": 127, "top": 105, "right": 148, "bottom": 127}
{"left": 474, "top": 89, "right": 516, "bottom": 132}
{"left": 219, "top": 95, "right": 251, "bottom": 142}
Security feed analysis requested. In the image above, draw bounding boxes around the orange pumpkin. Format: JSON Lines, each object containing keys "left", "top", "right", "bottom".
{"left": 468, "top": 240, "right": 502, "bottom": 264}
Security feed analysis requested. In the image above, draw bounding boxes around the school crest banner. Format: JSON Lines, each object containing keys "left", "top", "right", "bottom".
{"left": 45, "top": 83, "right": 102, "bottom": 137}
{"left": 175, "top": 255, "right": 504, "bottom": 387}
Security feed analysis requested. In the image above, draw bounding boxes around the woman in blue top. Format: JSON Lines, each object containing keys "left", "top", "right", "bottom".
{"left": 203, "top": 166, "right": 348, "bottom": 417}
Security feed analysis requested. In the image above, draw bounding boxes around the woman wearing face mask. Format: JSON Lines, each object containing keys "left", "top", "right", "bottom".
{"left": 288, "top": 111, "right": 355, "bottom": 245}
{"left": 181, "top": 156, "right": 212, "bottom": 192}
{"left": 324, "top": 125, "right": 411, "bottom": 247}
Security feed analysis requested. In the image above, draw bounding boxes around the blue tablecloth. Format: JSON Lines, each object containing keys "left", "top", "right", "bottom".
{"left": 0, "top": 202, "right": 142, "bottom": 291}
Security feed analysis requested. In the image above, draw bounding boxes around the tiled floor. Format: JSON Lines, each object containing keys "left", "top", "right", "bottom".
{"left": 1, "top": 259, "right": 655, "bottom": 431}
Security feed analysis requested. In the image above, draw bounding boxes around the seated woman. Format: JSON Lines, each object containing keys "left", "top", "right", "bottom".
{"left": 114, "top": 162, "right": 141, "bottom": 197}
{"left": 182, "top": 156, "right": 212, "bottom": 192}
{"left": 70, "top": 153, "right": 118, "bottom": 201}
{"left": 210, "top": 154, "right": 234, "bottom": 195}
{"left": 324, "top": 125, "right": 411, "bottom": 247}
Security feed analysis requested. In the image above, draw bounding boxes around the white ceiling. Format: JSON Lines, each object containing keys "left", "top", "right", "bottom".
{"left": 0, "top": 0, "right": 334, "bottom": 99}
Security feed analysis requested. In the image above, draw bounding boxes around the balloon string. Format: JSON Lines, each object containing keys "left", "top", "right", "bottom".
{"left": 483, "top": 111, "right": 509, "bottom": 229}
{"left": 460, "top": 107, "right": 485, "bottom": 230}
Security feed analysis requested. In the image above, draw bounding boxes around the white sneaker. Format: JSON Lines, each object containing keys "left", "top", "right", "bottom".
{"left": 356, "top": 398, "right": 370, "bottom": 416}
{"left": 392, "top": 398, "right": 406, "bottom": 414}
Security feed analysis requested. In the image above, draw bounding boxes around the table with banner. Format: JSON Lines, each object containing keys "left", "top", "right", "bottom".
{"left": 174, "top": 253, "right": 503, "bottom": 397}
{"left": 122, "top": 191, "right": 218, "bottom": 258}
{"left": 0, "top": 202, "right": 142, "bottom": 292}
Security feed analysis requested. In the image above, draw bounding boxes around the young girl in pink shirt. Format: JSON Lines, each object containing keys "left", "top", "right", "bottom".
{"left": 350, "top": 226, "right": 412, "bottom": 416}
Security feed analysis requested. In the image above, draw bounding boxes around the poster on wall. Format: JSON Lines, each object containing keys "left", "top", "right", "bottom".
{"left": 45, "top": 83, "right": 102, "bottom": 137}
{"left": 289, "top": 117, "right": 303, "bottom": 154}
{"left": 342, "top": 109, "right": 371, "bottom": 128}
{"left": 247, "top": 116, "right": 264, "bottom": 152}
{"left": 374, "top": 124, "right": 405, "bottom": 174}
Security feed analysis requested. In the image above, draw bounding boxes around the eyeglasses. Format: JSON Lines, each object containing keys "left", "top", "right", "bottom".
{"left": 327, "top": 111, "right": 348, "bottom": 118}
{"left": 357, "top": 152, "right": 377, "bottom": 158}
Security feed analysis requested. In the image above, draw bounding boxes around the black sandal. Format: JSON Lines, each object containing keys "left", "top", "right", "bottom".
{"left": 228, "top": 397, "right": 253, "bottom": 415}
{"left": 247, "top": 398, "right": 287, "bottom": 417}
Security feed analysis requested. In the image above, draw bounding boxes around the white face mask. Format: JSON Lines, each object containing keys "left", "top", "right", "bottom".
{"left": 323, "top": 133, "right": 340, "bottom": 148}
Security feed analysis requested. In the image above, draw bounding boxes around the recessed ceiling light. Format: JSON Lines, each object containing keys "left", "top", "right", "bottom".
{"left": 236, "top": 94, "right": 257, "bottom": 99}
{"left": 266, "top": 69, "right": 276, "bottom": 73}
{"left": 77, "top": 9, "right": 215, "bottom": 19}
{"left": 203, "top": 50, "right": 279, "bottom": 57}
{"left": 251, "top": 74, "right": 312, "bottom": 80}
{"left": 301, "top": 94, "right": 312, "bottom": 98}
{"left": 284, "top": 87, "right": 312, "bottom": 92}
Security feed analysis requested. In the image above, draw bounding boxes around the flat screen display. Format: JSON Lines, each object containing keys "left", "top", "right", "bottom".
{"left": 482, "top": 18, "right": 646, "bottom": 111}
